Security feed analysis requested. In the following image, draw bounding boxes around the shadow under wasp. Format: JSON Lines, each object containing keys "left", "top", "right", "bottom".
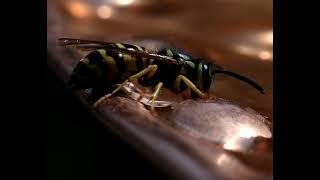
{"left": 58, "top": 38, "right": 264, "bottom": 111}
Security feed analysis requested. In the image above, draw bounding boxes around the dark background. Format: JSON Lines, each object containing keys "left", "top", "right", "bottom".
{"left": 47, "top": 66, "right": 169, "bottom": 179}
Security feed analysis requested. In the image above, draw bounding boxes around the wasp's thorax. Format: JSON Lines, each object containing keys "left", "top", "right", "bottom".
{"left": 157, "top": 47, "right": 193, "bottom": 61}
{"left": 157, "top": 48, "right": 215, "bottom": 92}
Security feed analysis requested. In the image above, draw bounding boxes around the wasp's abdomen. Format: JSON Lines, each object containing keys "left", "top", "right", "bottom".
{"left": 84, "top": 43, "right": 150, "bottom": 86}
{"left": 112, "top": 43, "right": 150, "bottom": 74}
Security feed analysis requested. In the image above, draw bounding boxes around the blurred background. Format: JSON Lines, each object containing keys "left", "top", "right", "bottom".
{"left": 47, "top": 0, "right": 272, "bottom": 179}
{"left": 48, "top": 0, "right": 272, "bottom": 118}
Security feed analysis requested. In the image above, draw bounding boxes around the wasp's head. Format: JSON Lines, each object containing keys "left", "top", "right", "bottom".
{"left": 67, "top": 58, "right": 103, "bottom": 90}
{"left": 194, "top": 60, "right": 224, "bottom": 91}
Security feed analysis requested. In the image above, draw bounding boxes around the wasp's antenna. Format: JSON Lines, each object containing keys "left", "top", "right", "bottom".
{"left": 215, "top": 70, "right": 265, "bottom": 94}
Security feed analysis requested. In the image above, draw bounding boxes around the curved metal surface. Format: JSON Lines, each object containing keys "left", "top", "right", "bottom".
{"left": 47, "top": 0, "right": 273, "bottom": 179}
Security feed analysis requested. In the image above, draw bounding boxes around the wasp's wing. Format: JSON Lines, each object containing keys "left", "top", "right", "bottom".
{"left": 109, "top": 47, "right": 183, "bottom": 65}
{"left": 58, "top": 38, "right": 115, "bottom": 51}
{"left": 69, "top": 45, "right": 110, "bottom": 52}
{"left": 58, "top": 38, "right": 183, "bottom": 65}
{"left": 58, "top": 38, "right": 112, "bottom": 46}
{"left": 134, "top": 51, "right": 184, "bottom": 65}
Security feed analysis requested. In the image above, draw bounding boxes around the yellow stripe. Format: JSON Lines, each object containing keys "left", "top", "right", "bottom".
{"left": 123, "top": 54, "right": 137, "bottom": 72}
{"left": 186, "top": 61, "right": 195, "bottom": 68}
{"left": 98, "top": 49, "right": 116, "bottom": 65}
{"left": 105, "top": 56, "right": 116, "bottom": 65}
{"left": 81, "top": 58, "right": 90, "bottom": 64}
{"left": 97, "top": 49, "right": 108, "bottom": 59}
{"left": 133, "top": 45, "right": 144, "bottom": 51}
{"left": 116, "top": 43, "right": 126, "bottom": 49}
{"left": 97, "top": 49, "right": 119, "bottom": 82}
{"left": 104, "top": 55, "right": 117, "bottom": 82}
{"left": 166, "top": 49, "right": 173, "bottom": 57}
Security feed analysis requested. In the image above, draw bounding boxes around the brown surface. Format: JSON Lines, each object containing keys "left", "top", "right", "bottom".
{"left": 47, "top": 0, "right": 272, "bottom": 179}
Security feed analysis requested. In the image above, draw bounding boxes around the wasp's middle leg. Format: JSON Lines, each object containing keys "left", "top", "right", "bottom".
{"left": 94, "top": 65, "right": 158, "bottom": 108}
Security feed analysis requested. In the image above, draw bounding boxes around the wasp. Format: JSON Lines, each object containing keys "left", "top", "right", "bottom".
{"left": 58, "top": 38, "right": 264, "bottom": 110}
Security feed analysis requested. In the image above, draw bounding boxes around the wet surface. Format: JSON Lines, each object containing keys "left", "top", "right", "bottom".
{"left": 96, "top": 97, "right": 272, "bottom": 179}
{"left": 167, "top": 99, "right": 272, "bottom": 152}
{"left": 47, "top": 0, "right": 272, "bottom": 179}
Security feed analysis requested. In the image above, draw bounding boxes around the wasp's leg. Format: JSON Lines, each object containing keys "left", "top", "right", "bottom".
{"left": 93, "top": 65, "right": 158, "bottom": 108}
{"left": 174, "top": 75, "right": 206, "bottom": 98}
{"left": 149, "top": 82, "right": 163, "bottom": 111}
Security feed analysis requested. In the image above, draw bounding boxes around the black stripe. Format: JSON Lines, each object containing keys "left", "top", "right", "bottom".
{"left": 86, "top": 50, "right": 105, "bottom": 64}
{"left": 83, "top": 50, "right": 107, "bottom": 83}
{"left": 202, "top": 63, "right": 212, "bottom": 91}
{"left": 173, "top": 54, "right": 181, "bottom": 60}
{"left": 179, "top": 79, "right": 187, "bottom": 92}
{"left": 136, "top": 55, "right": 143, "bottom": 71}
{"left": 146, "top": 58, "right": 150, "bottom": 65}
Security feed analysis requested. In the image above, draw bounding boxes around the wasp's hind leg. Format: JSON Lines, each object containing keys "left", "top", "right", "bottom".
{"left": 174, "top": 75, "right": 206, "bottom": 98}
{"left": 93, "top": 65, "right": 158, "bottom": 108}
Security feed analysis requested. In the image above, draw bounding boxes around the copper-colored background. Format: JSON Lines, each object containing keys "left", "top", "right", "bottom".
{"left": 48, "top": 0, "right": 272, "bottom": 119}
{"left": 47, "top": 0, "right": 272, "bottom": 179}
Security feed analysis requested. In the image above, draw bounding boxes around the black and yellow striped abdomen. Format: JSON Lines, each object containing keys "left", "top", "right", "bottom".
{"left": 68, "top": 43, "right": 151, "bottom": 89}
{"left": 91, "top": 43, "right": 150, "bottom": 83}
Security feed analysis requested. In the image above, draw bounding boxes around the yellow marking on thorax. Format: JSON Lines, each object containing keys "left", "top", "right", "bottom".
{"left": 186, "top": 61, "right": 195, "bottom": 68}
{"left": 166, "top": 49, "right": 173, "bottom": 57}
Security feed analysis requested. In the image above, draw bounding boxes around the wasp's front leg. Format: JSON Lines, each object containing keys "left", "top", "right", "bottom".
{"left": 174, "top": 75, "right": 205, "bottom": 98}
{"left": 174, "top": 75, "right": 215, "bottom": 100}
